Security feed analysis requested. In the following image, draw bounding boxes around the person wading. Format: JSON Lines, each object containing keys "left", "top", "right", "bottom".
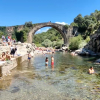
{"left": 51, "top": 56, "right": 54, "bottom": 70}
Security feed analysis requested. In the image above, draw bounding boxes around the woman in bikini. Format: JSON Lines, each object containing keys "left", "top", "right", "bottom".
{"left": 45, "top": 57, "right": 48, "bottom": 67}
{"left": 0, "top": 52, "right": 6, "bottom": 61}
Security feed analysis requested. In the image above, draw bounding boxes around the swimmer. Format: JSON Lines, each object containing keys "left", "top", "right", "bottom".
{"left": 89, "top": 66, "right": 94, "bottom": 74}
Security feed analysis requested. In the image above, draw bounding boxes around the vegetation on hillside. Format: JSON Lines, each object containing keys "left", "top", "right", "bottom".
{"left": 33, "top": 28, "right": 63, "bottom": 48}
{"left": 69, "top": 10, "right": 100, "bottom": 50}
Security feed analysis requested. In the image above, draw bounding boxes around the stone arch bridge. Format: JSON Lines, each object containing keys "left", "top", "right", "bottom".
{"left": 27, "top": 22, "right": 78, "bottom": 45}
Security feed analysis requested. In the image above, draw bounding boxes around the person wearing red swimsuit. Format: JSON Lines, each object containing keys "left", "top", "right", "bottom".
{"left": 51, "top": 56, "right": 54, "bottom": 70}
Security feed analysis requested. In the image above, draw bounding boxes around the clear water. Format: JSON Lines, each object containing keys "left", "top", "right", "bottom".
{"left": 0, "top": 52, "right": 100, "bottom": 100}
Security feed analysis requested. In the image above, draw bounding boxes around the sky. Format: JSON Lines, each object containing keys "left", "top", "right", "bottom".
{"left": 0, "top": 0, "right": 100, "bottom": 33}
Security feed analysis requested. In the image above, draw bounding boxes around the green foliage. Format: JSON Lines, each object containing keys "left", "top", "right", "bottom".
{"left": 33, "top": 28, "right": 63, "bottom": 44}
{"left": 85, "top": 36, "right": 90, "bottom": 43}
{"left": 69, "top": 35, "right": 83, "bottom": 50}
{"left": 79, "top": 40, "right": 87, "bottom": 48}
{"left": 55, "top": 40, "right": 63, "bottom": 49}
{"left": 35, "top": 43, "right": 43, "bottom": 47}
{"left": 25, "top": 21, "right": 33, "bottom": 27}
{"left": 15, "top": 29, "right": 28, "bottom": 42}
{"left": 70, "top": 22, "right": 78, "bottom": 27}
{"left": 0, "top": 31, "right": 4, "bottom": 38}
{"left": 73, "top": 10, "right": 100, "bottom": 37}
{"left": 42, "top": 39, "right": 52, "bottom": 47}
{"left": 64, "top": 25, "right": 69, "bottom": 29}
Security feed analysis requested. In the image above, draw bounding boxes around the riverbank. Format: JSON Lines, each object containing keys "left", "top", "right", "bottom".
{"left": 0, "top": 43, "right": 35, "bottom": 77}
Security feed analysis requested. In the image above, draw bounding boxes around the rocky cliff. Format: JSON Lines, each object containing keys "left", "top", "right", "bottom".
{"left": 84, "top": 26, "right": 100, "bottom": 54}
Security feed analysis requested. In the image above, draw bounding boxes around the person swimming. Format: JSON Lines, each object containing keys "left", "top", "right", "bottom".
{"left": 89, "top": 66, "right": 94, "bottom": 74}
{"left": 45, "top": 57, "right": 48, "bottom": 66}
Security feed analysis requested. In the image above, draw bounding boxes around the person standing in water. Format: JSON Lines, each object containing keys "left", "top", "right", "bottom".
{"left": 28, "top": 52, "right": 31, "bottom": 61}
{"left": 89, "top": 66, "right": 94, "bottom": 74}
{"left": 51, "top": 56, "right": 54, "bottom": 70}
{"left": 45, "top": 57, "right": 48, "bottom": 67}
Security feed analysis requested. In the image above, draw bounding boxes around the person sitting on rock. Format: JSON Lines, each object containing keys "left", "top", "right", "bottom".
{"left": 6, "top": 51, "right": 11, "bottom": 60}
{"left": 0, "top": 52, "right": 6, "bottom": 61}
{"left": 89, "top": 66, "right": 94, "bottom": 74}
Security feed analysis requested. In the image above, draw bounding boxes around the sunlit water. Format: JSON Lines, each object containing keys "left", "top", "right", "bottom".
{"left": 0, "top": 52, "right": 100, "bottom": 100}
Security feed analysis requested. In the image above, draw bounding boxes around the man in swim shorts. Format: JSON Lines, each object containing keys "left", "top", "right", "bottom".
{"left": 51, "top": 56, "right": 54, "bottom": 70}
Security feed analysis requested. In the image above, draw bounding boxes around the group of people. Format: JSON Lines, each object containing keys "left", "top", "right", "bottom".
{"left": 45, "top": 56, "right": 95, "bottom": 73}
{"left": 45, "top": 56, "right": 54, "bottom": 70}
{"left": 2, "top": 35, "right": 16, "bottom": 46}
{"left": 0, "top": 51, "right": 11, "bottom": 61}
{"left": 0, "top": 45, "right": 17, "bottom": 61}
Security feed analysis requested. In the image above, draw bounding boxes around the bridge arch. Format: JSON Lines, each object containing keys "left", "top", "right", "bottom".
{"left": 27, "top": 22, "right": 67, "bottom": 44}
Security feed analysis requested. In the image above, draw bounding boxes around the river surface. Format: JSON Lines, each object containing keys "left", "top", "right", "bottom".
{"left": 0, "top": 52, "right": 100, "bottom": 100}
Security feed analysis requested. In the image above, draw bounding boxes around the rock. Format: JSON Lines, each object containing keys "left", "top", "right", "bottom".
{"left": 84, "top": 26, "right": 100, "bottom": 54}
{"left": 17, "top": 41, "right": 21, "bottom": 45}
{"left": 75, "top": 48, "right": 97, "bottom": 56}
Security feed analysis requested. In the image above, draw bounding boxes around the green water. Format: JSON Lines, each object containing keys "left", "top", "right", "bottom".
{"left": 0, "top": 52, "right": 100, "bottom": 100}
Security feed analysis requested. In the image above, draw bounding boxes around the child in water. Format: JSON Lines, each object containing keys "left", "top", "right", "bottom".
{"left": 28, "top": 52, "right": 31, "bottom": 61}
{"left": 45, "top": 57, "right": 48, "bottom": 67}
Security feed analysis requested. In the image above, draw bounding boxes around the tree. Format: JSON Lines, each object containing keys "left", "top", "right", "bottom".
{"left": 25, "top": 21, "right": 33, "bottom": 27}
{"left": 70, "top": 22, "right": 78, "bottom": 27}
{"left": 42, "top": 39, "right": 52, "bottom": 47}
{"left": 64, "top": 25, "right": 69, "bottom": 29}
{"left": 69, "top": 35, "right": 83, "bottom": 50}
{"left": 96, "top": 12, "right": 100, "bottom": 21}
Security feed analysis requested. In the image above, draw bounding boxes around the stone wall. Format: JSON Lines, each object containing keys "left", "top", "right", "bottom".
{"left": 84, "top": 26, "right": 100, "bottom": 53}
{"left": 0, "top": 54, "right": 28, "bottom": 77}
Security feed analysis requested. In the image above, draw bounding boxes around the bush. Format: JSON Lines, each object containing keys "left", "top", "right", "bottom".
{"left": 69, "top": 35, "right": 83, "bottom": 50}
{"left": 55, "top": 40, "right": 63, "bottom": 49}
{"left": 79, "top": 40, "right": 87, "bottom": 48}
{"left": 42, "top": 39, "right": 52, "bottom": 47}
{"left": 85, "top": 36, "right": 90, "bottom": 43}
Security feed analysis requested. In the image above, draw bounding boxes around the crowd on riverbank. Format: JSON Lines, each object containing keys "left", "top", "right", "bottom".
{"left": 0, "top": 35, "right": 18, "bottom": 61}
{"left": 34, "top": 47, "right": 55, "bottom": 55}
{"left": 1, "top": 35, "right": 16, "bottom": 46}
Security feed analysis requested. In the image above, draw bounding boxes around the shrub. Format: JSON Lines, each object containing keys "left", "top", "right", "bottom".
{"left": 79, "top": 40, "right": 87, "bottom": 48}
{"left": 69, "top": 35, "right": 83, "bottom": 50}
{"left": 85, "top": 36, "right": 90, "bottom": 43}
{"left": 42, "top": 39, "right": 52, "bottom": 47}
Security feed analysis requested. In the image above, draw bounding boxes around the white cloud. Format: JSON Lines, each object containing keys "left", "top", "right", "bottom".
{"left": 43, "top": 28, "right": 49, "bottom": 32}
{"left": 36, "top": 28, "right": 49, "bottom": 34}
{"left": 55, "top": 22, "right": 68, "bottom": 25}
{"left": 37, "top": 29, "right": 41, "bottom": 32}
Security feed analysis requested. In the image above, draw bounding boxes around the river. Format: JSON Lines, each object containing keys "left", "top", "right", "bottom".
{"left": 0, "top": 52, "right": 100, "bottom": 100}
